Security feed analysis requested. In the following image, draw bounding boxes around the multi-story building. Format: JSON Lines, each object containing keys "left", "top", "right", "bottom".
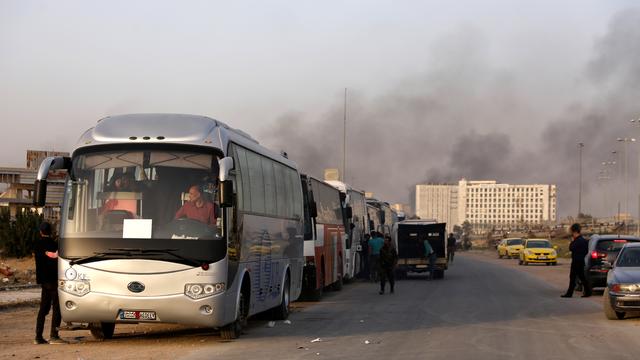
{"left": 415, "top": 179, "right": 557, "bottom": 231}
{"left": 415, "top": 184, "right": 459, "bottom": 233}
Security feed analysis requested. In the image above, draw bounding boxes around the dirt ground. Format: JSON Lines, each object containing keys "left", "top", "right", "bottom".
{"left": 0, "top": 256, "right": 37, "bottom": 287}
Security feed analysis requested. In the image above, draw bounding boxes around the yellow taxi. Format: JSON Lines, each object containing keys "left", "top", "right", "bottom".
{"left": 519, "top": 239, "right": 558, "bottom": 266}
{"left": 497, "top": 238, "right": 524, "bottom": 259}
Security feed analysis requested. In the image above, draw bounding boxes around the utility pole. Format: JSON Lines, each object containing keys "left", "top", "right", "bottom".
{"left": 617, "top": 137, "right": 636, "bottom": 234}
{"left": 578, "top": 142, "right": 584, "bottom": 218}
{"left": 342, "top": 88, "right": 347, "bottom": 183}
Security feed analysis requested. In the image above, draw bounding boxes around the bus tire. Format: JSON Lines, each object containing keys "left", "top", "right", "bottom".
{"left": 272, "top": 272, "right": 290, "bottom": 320}
{"left": 90, "top": 322, "right": 115, "bottom": 340}
{"left": 221, "top": 283, "right": 249, "bottom": 340}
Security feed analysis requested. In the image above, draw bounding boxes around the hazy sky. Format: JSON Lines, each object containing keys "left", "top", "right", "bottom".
{"left": 1, "top": 0, "right": 639, "bottom": 218}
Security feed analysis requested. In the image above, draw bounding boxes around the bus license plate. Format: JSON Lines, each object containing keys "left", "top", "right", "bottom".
{"left": 119, "top": 310, "right": 157, "bottom": 321}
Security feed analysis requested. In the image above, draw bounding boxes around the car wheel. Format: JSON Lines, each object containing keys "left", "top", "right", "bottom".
{"left": 603, "top": 288, "right": 625, "bottom": 320}
{"left": 499, "top": 253, "right": 503, "bottom": 259}
{"left": 523, "top": 261, "right": 528, "bottom": 266}
{"left": 90, "top": 322, "right": 115, "bottom": 340}
{"left": 518, "top": 259, "right": 523, "bottom": 265}
{"left": 552, "top": 262, "right": 557, "bottom": 266}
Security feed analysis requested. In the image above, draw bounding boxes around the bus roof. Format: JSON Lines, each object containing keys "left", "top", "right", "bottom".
{"left": 72, "top": 113, "right": 299, "bottom": 169}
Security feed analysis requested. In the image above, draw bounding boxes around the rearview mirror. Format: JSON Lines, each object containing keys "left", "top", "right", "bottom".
{"left": 33, "top": 156, "right": 71, "bottom": 207}
{"left": 219, "top": 180, "right": 233, "bottom": 208}
{"left": 218, "top": 157, "right": 234, "bottom": 182}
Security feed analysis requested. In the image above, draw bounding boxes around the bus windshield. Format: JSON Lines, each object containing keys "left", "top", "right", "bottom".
{"left": 60, "top": 149, "right": 225, "bottom": 264}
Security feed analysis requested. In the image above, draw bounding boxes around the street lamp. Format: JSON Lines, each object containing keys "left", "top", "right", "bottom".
{"left": 578, "top": 142, "right": 584, "bottom": 218}
{"left": 617, "top": 137, "right": 636, "bottom": 234}
{"left": 630, "top": 118, "right": 640, "bottom": 235}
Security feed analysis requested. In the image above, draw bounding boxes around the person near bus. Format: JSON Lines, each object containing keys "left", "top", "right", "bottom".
{"left": 423, "top": 237, "right": 436, "bottom": 280}
{"left": 359, "top": 233, "right": 371, "bottom": 279}
{"left": 175, "top": 185, "right": 216, "bottom": 226}
{"left": 34, "top": 222, "right": 67, "bottom": 345}
{"left": 379, "top": 235, "right": 398, "bottom": 294}
{"left": 368, "top": 232, "right": 384, "bottom": 281}
{"left": 447, "top": 233, "right": 457, "bottom": 264}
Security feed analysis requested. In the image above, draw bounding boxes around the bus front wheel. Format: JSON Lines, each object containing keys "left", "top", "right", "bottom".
{"left": 221, "top": 291, "right": 248, "bottom": 340}
{"left": 90, "top": 322, "right": 115, "bottom": 340}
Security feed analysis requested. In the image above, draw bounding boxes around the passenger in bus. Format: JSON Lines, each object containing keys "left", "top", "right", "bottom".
{"left": 175, "top": 185, "right": 216, "bottom": 226}
{"left": 100, "top": 173, "right": 135, "bottom": 215}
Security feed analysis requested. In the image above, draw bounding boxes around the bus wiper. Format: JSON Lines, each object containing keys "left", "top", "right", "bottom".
{"left": 108, "top": 248, "right": 204, "bottom": 267}
{"left": 69, "top": 250, "right": 134, "bottom": 266}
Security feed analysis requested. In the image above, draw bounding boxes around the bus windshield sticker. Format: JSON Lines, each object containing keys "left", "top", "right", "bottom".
{"left": 123, "top": 219, "right": 153, "bottom": 239}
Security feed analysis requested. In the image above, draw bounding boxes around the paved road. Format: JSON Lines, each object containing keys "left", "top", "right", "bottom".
{"left": 186, "top": 253, "right": 640, "bottom": 360}
{"left": 2, "top": 253, "right": 640, "bottom": 359}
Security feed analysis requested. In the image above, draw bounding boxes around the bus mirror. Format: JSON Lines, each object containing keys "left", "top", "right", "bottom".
{"left": 310, "top": 201, "right": 318, "bottom": 218}
{"left": 34, "top": 180, "right": 47, "bottom": 207}
{"left": 345, "top": 206, "right": 353, "bottom": 219}
{"left": 33, "top": 156, "right": 71, "bottom": 207}
{"left": 219, "top": 157, "right": 234, "bottom": 182}
{"left": 219, "top": 180, "right": 233, "bottom": 208}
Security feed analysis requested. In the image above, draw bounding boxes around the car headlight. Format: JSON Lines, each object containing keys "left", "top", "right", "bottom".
{"left": 59, "top": 280, "right": 90, "bottom": 297}
{"left": 550, "top": 250, "right": 557, "bottom": 257}
{"left": 185, "top": 283, "right": 225, "bottom": 299}
{"left": 612, "top": 283, "right": 640, "bottom": 293}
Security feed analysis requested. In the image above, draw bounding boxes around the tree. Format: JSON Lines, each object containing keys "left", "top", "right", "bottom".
{"left": 0, "top": 208, "right": 43, "bottom": 258}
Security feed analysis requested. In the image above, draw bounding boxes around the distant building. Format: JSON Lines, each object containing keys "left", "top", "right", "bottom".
{"left": 0, "top": 150, "right": 68, "bottom": 221}
{"left": 415, "top": 184, "right": 459, "bottom": 233}
{"left": 415, "top": 179, "right": 557, "bottom": 231}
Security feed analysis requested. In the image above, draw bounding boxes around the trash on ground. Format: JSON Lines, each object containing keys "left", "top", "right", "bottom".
{"left": 267, "top": 321, "right": 276, "bottom": 328}
{"left": 284, "top": 320, "right": 292, "bottom": 325}
{"left": 310, "top": 338, "right": 322, "bottom": 343}
{"left": 364, "top": 340, "right": 370, "bottom": 344}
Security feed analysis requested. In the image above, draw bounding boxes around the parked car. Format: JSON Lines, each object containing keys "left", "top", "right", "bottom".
{"left": 497, "top": 238, "right": 524, "bottom": 259}
{"left": 519, "top": 239, "right": 557, "bottom": 266}
{"left": 586, "top": 235, "right": 640, "bottom": 290}
{"left": 604, "top": 243, "right": 640, "bottom": 320}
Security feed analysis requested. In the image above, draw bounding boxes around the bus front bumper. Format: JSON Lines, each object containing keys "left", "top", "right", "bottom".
{"left": 59, "top": 290, "right": 227, "bottom": 328}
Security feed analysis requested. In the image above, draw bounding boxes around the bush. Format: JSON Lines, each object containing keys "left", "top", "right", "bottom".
{"left": 0, "top": 208, "right": 44, "bottom": 258}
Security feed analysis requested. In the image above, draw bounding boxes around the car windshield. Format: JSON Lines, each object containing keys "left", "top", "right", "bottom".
{"left": 59, "top": 149, "right": 227, "bottom": 264}
{"left": 596, "top": 239, "right": 639, "bottom": 252}
{"left": 616, "top": 248, "right": 640, "bottom": 267}
{"left": 526, "top": 241, "right": 551, "bottom": 248}
{"left": 507, "top": 239, "right": 523, "bottom": 246}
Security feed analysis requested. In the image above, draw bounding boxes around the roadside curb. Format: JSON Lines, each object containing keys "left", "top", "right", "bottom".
{"left": 0, "top": 298, "right": 39, "bottom": 311}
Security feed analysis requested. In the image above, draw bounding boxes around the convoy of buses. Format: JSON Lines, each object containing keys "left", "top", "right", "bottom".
{"left": 33, "top": 114, "right": 398, "bottom": 340}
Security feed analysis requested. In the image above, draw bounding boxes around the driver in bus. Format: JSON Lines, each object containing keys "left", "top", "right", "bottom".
{"left": 175, "top": 185, "right": 216, "bottom": 227}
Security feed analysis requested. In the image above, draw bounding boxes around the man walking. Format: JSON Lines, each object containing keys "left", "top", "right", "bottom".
{"left": 34, "top": 222, "right": 67, "bottom": 344}
{"left": 447, "top": 233, "right": 457, "bottom": 264}
{"left": 378, "top": 235, "right": 398, "bottom": 294}
{"left": 561, "top": 223, "right": 591, "bottom": 298}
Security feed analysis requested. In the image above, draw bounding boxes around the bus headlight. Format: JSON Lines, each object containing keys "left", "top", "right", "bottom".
{"left": 185, "top": 282, "right": 225, "bottom": 299}
{"left": 59, "top": 280, "right": 90, "bottom": 297}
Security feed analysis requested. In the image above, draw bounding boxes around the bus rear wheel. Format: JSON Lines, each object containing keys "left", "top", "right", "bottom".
{"left": 272, "top": 273, "right": 290, "bottom": 320}
{"left": 90, "top": 322, "right": 115, "bottom": 340}
{"left": 221, "top": 291, "right": 248, "bottom": 340}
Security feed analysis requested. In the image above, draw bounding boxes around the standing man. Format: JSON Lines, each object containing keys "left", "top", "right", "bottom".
{"left": 359, "top": 234, "right": 370, "bottom": 279}
{"left": 561, "top": 223, "right": 592, "bottom": 298}
{"left": 368, "top": 232, "right": 384, "bottom": 282}
{"left": 447, "top": 233, "right": 457, "bottom": 265}
{"left": 34, "top": 222, "right": 66, "bottom": 344}
{"left": 424, "top": 237, "right": 436, "bottom": 280}
{"left": 378, "top": 235, "right": 398, "bottom": 294}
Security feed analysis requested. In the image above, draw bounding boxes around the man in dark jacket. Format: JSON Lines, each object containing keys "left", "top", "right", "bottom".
{"left": 447, "top": 233, "right": 457, "bottom": 264}
{"left": 561, "top": 223, "right": 592, "bottom": 298}
{"left": 34, "top": 222, "right": 66, "bottom": 344}
{"left": 378, "top": 235, "right": 398, "bottom": 294}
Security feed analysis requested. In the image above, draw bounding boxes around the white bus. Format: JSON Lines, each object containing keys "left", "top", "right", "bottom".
{"left": 34, "top": 114, "right": 304, "bottom": 340}
{"left": 325, "top": 180, "right": 367, "bottom": 281}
